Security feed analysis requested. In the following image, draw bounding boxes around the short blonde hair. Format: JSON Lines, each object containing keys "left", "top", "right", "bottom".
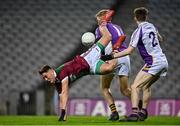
{"left": 95, "top": 9, "right": 109, "bottom": 19}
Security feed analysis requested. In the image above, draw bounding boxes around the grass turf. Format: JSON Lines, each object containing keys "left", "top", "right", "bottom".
{"left": 0, "top": 116, "right": 180, "bottom": 125}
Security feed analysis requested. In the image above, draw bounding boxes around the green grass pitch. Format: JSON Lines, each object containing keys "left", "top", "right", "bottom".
{"left": 0, "top": 116, "right": 180, "bottom": 125}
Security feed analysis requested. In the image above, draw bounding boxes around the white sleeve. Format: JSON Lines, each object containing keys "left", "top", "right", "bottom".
{"left": 129, "top": 28, "right": 142, "bottom": 47}
{"left": 104, "top": 42, "right": 112, "bottom": 55}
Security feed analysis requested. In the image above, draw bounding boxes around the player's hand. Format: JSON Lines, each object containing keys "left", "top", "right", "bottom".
{"left": 98, "top": 22, "right": 108, "bottom": 35}
{"left": 101, "top": 54, "right": 114, "bottom": 61}
{"left": 99, "top": 22, "right": 107, "bottom": 27}
{"left": 58, "top": 109, "right": 66, "bottom": 121}
{"left": 112, "top": 50, "right": 119, "bottom": 59}
{"left": 113, "top": 50, "right": 119, "bottom": 53}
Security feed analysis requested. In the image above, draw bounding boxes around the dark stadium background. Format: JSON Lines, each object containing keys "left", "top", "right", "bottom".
{"left": 0, "top": 0, "right": 179, "bottom": 116}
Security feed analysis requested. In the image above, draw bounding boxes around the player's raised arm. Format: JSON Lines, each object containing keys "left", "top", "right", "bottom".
{"left": 58, "top": 77, "right": 69, "bottom": 121}
{"left": 101, "top": 45, "right": 135, "bottom": 61}
{"left": 113, "top": 46, "right": 135, "bottom": 59}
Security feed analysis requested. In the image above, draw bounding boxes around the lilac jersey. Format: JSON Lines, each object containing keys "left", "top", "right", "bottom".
{"left": 95, "top": 23, "right": 127, "bottom": 52}
{"left": 130, "top": 22, "right": 167, "bottom": 65}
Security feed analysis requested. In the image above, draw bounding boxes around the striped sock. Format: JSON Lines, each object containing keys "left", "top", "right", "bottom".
{"left": 132, "top": 107, "right": 138, "bottom": 114}
{"left": 109, "top": 103, "right": 117, "bottom": 113}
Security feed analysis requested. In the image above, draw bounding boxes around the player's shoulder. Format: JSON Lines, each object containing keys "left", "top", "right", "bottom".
{"left": 55, "top": 64, "right": 65, "bottom": 74}
{"left": 132, "top": 27, "right": 140, "bottom": 35}
{"left": 142, "top": 22, "right": 158, "bottom": 34}
{"left": 106, "top": 22, "right": 116, "bottom": 27}
{"left": 107, "top": 22, "right": 119, "bottom": 27}
{"left": 141, "top": 22, "right": 156, "bottom": 29}
{"left": 107, "top": 23, "right": 123, "bottom": 32}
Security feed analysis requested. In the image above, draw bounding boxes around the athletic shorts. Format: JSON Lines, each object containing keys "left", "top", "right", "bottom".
{"left": 81, "top": 43, "right": 105, "bottom": 74}
{"left": 115, "top": 55, "right": 130, "bottom": 76}
{"left": 142, "top": 57, "right": 168, "bottom": 76}
{"left": 104, "top": 42, "right": 130, "bottom": 76}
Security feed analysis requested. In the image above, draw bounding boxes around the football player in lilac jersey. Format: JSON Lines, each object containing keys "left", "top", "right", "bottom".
{"left": 109, "top": 7, "right": 168, "bottom": 121}
{"left": 95, "top": 9, "right": 131, "bottom": 121}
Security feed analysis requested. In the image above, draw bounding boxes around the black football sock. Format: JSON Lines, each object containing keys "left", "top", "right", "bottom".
{"left": 59, "top": 109, "right": 66, "bottom": 121}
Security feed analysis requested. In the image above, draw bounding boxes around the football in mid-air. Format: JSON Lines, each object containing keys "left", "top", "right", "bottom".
{"left": 81, "top": 32, "right": 95, "bottom": 46}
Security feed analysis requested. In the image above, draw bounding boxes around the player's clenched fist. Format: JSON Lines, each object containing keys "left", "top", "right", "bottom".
{"left": 58, "top": 109, "right": 66, "bottom": 121}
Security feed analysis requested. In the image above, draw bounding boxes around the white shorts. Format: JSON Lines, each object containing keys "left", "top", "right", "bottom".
{"left": 142, "top": 57, "right": 168, "bottom": 76}
{"left": 81, "top": 44, "right": 102, "bottom": 74}
{"left": 104, "top": 42, "right": 130, "bottom": 76}
{"left": 115, "top": 55, "right": 130, "bottom": 76}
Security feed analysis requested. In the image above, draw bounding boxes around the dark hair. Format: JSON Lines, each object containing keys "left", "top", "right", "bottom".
{"left": 134, "top": 7, "right": 149, "bottom": 21}
{"left": 39, "top": 65, "right": 51, "bottom": 75}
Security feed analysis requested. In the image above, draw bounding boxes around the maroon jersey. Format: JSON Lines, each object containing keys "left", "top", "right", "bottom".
{"left": 55, "top": 55, "right": 90, "bottom": 84}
